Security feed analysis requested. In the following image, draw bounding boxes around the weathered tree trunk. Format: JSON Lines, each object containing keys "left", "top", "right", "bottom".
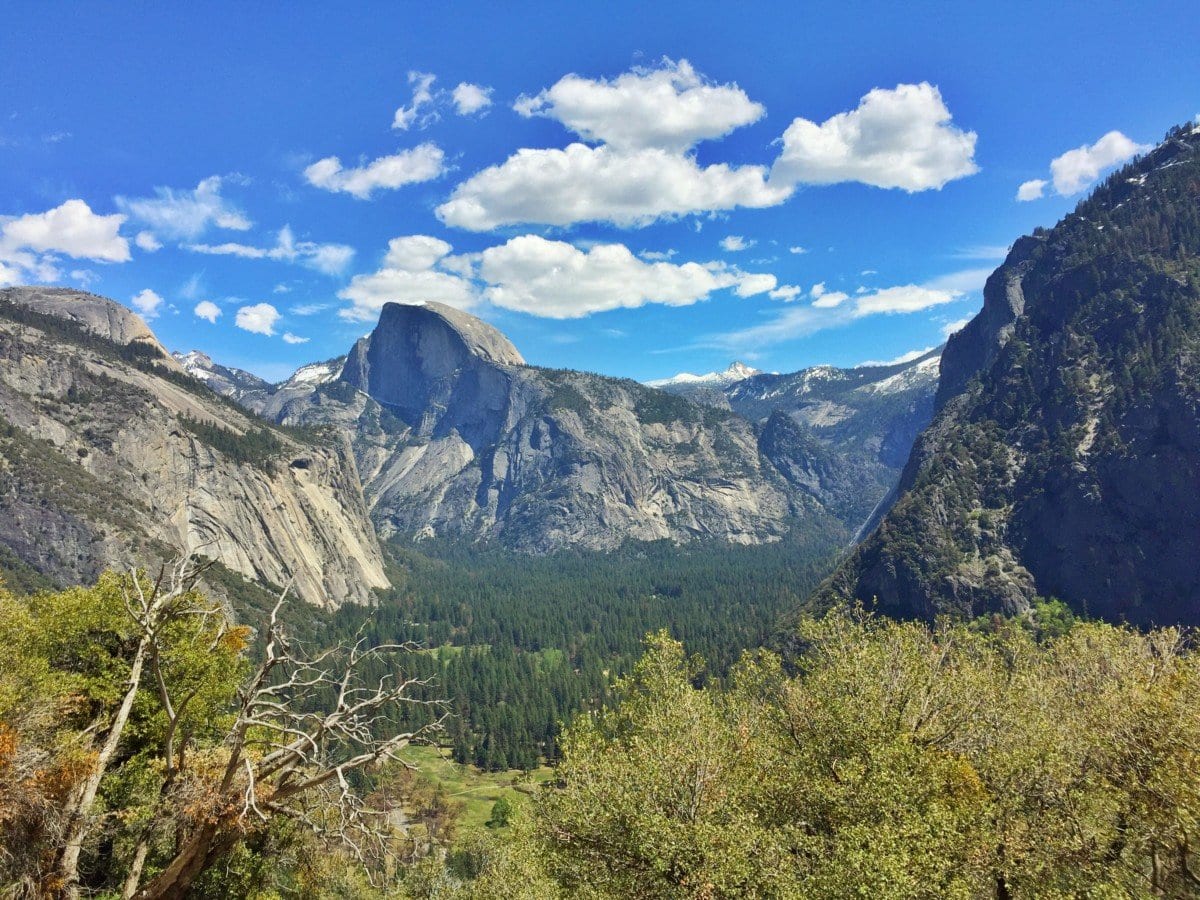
{"left": 133, "top": 821, "right": 243, "bottom": 900}
{"left": 57, "top": 632, "right": 151, "bottom": 899}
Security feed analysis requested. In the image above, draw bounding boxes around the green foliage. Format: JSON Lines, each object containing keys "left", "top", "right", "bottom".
{"left": 487, "top": 796, "right": 514, "bottom": 829}
{"left": 178, "top": 413, "right": 286, "bottom": 469}
{"left": 827, "top": 124, "right": 1200, "bottom": 623}
{"left": 325, "top": 532, "right": 842, "bottom": 771}
{"left": 0, "top": 573, "right": 246, "bottom": 895}
{"left": 457, "top": 611, "right": 1200, "bottom": 898}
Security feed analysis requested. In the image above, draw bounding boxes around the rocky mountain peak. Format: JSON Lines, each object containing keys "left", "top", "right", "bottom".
{"left": 1, "top": 285, "right": 178, "bottom": 366}
{"left": 340, "top": 301, "right": 522, "bottom": 443}
{"left": 379, "top": 301, "right": 525, "bottom": 367}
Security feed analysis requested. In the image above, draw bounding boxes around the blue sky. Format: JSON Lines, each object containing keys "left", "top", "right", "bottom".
{"left": 1, "top": 2, "right": 1196, "bottom": 382}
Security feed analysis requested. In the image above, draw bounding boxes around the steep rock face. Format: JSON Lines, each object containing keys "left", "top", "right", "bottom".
{"left": 269, "top": 302, "right": 841, "bottom": 551}
{"left": 821, "top": 123, "right": 1200, "bottom": 625}
{"left": 656, "top": 350, "right": 941, "bottom": 534}
{"left": 173, "top": 350, "right": 272, "bottom": 402}
{"left": 0, "top": 288, "right": 388, "bottom": 607}
{"left": 341, "top": 302, "right": 523, "bottom": 450}
{"left": 8, "top": 286, "right": 178, "bottom": 362}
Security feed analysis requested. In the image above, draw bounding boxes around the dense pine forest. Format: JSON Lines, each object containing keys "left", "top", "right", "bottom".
{"left": 317, "top": 532, "right": 844, "bottom": 771}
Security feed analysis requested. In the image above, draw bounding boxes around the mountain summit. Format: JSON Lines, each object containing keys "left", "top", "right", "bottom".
{"left": 821, "top": 122, "right": 1200, "bottom": 625}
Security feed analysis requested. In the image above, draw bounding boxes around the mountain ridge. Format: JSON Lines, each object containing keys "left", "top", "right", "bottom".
{"left": 819, "top": 121, "right": 1200, "bottom": 625}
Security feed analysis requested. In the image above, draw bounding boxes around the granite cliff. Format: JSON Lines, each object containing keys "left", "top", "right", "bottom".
{"left": 820, "top": 122, "right": 1200, "bottom": 625}
{"left": 0, "top": 287, "right": 388, "bottom": 607}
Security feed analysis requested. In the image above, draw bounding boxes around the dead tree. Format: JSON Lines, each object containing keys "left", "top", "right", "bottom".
{"left": 128, "top": 589, "right": 446, "bottom": 899}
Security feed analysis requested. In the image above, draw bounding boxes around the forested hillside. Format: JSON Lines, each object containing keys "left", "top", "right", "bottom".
{"left": 320, "top": 531, "right": 844, "bottom": 770}
{"left": 820, "top": 122, "right": 1200, "bottom": 625}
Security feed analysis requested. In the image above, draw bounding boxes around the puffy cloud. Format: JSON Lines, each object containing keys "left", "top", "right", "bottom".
{"left": 338, "top": 235, "right": 477, "bottom": 321}
{"left": 1016, "top": 179, "right": 1047, "bottom": 201}
{"left": 235, "top": 302, "right": 280, "bottom": 336}
{"left": 194, "top": 300, "right": 221, "bottom": 323}
{"left": 437, "top": 143, "right": 785, "bottom": 231}
{"left": 116, "top": 176, "right": 250, "bottom": 240}
{"left": 720, "top": 235, "right": 754, "bottom": 252}
{"left": 438, "top": 59, "right": 785, "bottom": 231}
{"left": 788, "top": 245, "right": 808, "bottom": 254}
{"left": 808, "top": 282, "right": 849, "bottom": 308}
{"left": 304, "top": 143, "right": 445, "bottom": 199}
{"left": 1050, "top": 130, "right": 1149, "bottom": 195}
{"left": 452, "top": 82, "right": 493, "bottom": 115}
{"left": 188, "top": 225, "right": 354, "bottom": 275}
{"left": 135, "top": 230, "right": 162, "bottom": 252}
{"left": 733, "top": 272, "right": 777, "bottom": 297}
{"left": 771, "top": 83, "right": 978, "bottom": 192}
{"left": 1017, "top": 131, "right": 1150, "bottom": 200}
{"left": 383, "top": 235, "right": 454, "bottom": 271}
{"left": 1, "top": 199, "right": 130, "bottom": 262}
{"left": 338, "top": 233, "right": 778, "bottom": 321}
{"left": 130, "top": 288, "right": 163, "bottom": 319}
{"left": 441, "top": 72, "right": 976, "bottom": 232}
{"left": 941, "top": 316, "right": 973, "bottom": 338}
{"left": 768, "top": 284, "right": 803, "bottom": 301}
{"left": 282, "top": 332, "right": 309, "bottom": 344}
{"left": 0, "top": 260, "right": 25, "bottom": 286}
{"left": 393, "top": 71, "right": 437, "bottom": 130}
{"left": 478, "top": 235, "right": 773, "bottom": 318}
{"left": 514, "top": 58, "right": 764, "bottom": 152}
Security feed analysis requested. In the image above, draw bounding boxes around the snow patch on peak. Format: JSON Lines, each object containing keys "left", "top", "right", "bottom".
{"left": 857, "top": 355, "right": 941, "bottom": 395}
{"left": 286, "top": 360, "right": 342, "bottom": 387}
{"left": 173, "top": 350, "right": 216, "bottom": 380}
{"left": 648, "top": 360, "right": 763, "bottom": 388}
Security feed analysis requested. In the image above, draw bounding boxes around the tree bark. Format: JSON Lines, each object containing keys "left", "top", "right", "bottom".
{"left": 133, "top": 821, "right": 243, "bottom": 900}
{"left": 57, "top": 630, "right": 151, "bottom": 900}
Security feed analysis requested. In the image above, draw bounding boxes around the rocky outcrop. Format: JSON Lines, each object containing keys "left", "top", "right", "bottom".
{"left": 819, "top": 122, "right": 1200, "bottom": 626}
{"left": 655, "top": 349, "right": 942, "bottom": 534}
{"left": 267, "top": 302, "right": 841, "bottom": 552}
{"left": 0, "top": 288, "right": 388, "bottom": 607}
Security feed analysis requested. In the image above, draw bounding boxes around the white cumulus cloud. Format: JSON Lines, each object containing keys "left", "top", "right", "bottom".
{"left": 452, "top": 82, "right": 493, "bottom": 116}
{"left": 437, "top": 143, "right": 785, "bottom": 231}
{"left": 768, "top": 284, "right": 803, "bottom": 301}
{"left": 282, "top": 332, "right": 309, "bottom": 344}
{"left": 771, "top": 82, "right": 978, "bottom": 192}
{"left": 130, "top": 288, "right": 163, "bottom": 320}
{"left": 194, "top": 300, "right": 221, "bottom": 323}
{"left": 1017, "top": 130, "right": 1150, "bottom": 200}
{"left": 188, "top": 225, "right": 354, "bottom": 275}
{"left": 304, "top": 143, "right": 445, "bottom": 199}
{"left": 1016, "top": 179, "right": 1047, "bottom": 201}
{"left": 941, "top": 316, "right": 973, "bottom": 338}
{"left": 720, "top": 235, "right": 754, "bottom": 252}
{"left": 338, "top": 233, "right": 779, "bottom": 321}
{"left": 479, "top": 235, "right": 773, "bottom": 318}
{"left": 116, "top": 176, "right": 250, "bottom": 240}
{"left": 393, "top": 71, "right": 438, "bottom": 130}
{"left": 338, "top": 235, "right": 478, "bottom": 321}
{"left": 514, "top": 58, "right": 764, "bottom": 152}
{"left": 235, "top": 302, "right": 280, "bottom": 336}
{"left": 135, "top": 230, "right": 162, "bottom": 252}
{"left": 1, "top": 199, "right": 130, "bottom": 262}
{"left": 1050, "top": 130, "right": 1150, "bottom": 195}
